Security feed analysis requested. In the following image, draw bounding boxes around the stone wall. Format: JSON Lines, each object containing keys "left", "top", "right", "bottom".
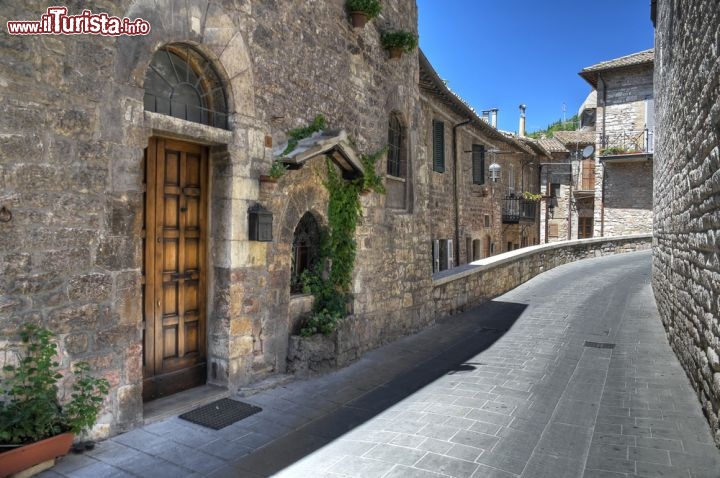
{"left": 602, "top": 159, "right": 653, "bottom": 236}
{"left": 0, "top": 0, "right": 426, "bottom": 437}
{"left": 288, "top": 235, "right": 652, "bottom": 375}
{"left": 433, "top": 235, "right": 652, "bottom": 318}
{"left": 653, "top": 0, "right": 720, "bottom": 447}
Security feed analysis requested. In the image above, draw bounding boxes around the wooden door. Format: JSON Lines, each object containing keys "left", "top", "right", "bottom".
{"left": 142, "top": 138, "right": 208, "bottom": 401}
{"left": 578, "top": 217, "right": 594, "bottom": 239}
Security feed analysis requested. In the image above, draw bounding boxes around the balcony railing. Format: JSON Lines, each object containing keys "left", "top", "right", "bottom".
{"left": 600, "top": 129, "right": 654, "bottom": 155}
{"left": 502, "top": 196, "right": 537, "bottom": 223}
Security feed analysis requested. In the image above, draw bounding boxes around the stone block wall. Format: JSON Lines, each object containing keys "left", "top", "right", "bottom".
{"left": 0, "top": 0, "right": 426, "bottom": 437}
{"left": 653, "top": 0, "right": 720, "bottom": 447}
{"left": 598, "top": 65, "right": 654, "bottom": 148}
{"left": 433, "top": 235, "right": 652, "bottom": 318}
{"left": 602, "top": 160, "right": 654, "bottom": 236}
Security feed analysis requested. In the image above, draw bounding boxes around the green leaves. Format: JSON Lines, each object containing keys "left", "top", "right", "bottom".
{"left": 281, "top": 114, "right": 327, "bottom": 156}
{"left": 0, "top": 324, "right": 109, "bottom": 445}
{"left": 346, "top": 0, "right": 382, "bottom": 18}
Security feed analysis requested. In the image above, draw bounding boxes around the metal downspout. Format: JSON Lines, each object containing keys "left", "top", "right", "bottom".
{"left": 453, "top": 119, "right": 471, "bottom": 266}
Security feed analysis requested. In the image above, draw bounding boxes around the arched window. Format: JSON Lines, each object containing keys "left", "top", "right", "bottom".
{"left": 387, "top": 112, "right": 405, "bottom": 178}
{"left": 291, "top": 213, "right": 321, "bottom": 294}
{"left": 143, "top": 44, "right": 228, "bottom": 129}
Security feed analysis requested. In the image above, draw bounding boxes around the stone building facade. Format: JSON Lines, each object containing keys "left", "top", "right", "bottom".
{"left": 0, "top": 1, "right": 544, "bottom": 438}
{"left": 536, "top": 52, "right": 654, "bottom": 245}
{"left": 419, "top": 52, "right": 542, "bottom": 269}
{"left": 0, "top": 0, "right": 428, "bottom": 436}
{"left": 652, "top": 0, "right": 720, "bottom": 447}
{"left": 580, "top": 50, "right": 654, "bottom": 238}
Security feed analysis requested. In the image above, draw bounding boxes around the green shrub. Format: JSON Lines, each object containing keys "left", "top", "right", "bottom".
{"left": 381, "top": 31, "right": 419, "bottom": 53}
{"left": 346, "top": 0, "right": 382, "bottom": 18}
{"left": 0, "top": 324, "right": 109, "bottom": 445}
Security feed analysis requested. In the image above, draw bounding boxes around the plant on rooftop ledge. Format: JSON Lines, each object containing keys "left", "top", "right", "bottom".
{"left": 281, "top": 114, "right": 327, "bottom": 157}
{"left": 381, "top": 30, "right": 418, "bottom": 59}
{"left": 522, "top": 191, "right": 542, "bottom": 202}
{"left": 346, "top": 0, "right": 381, "bottom": 29}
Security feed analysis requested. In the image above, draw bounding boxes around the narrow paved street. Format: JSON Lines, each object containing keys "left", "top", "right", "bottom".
{"left": 43, "top": 251, "right": 720, "bottom": 478}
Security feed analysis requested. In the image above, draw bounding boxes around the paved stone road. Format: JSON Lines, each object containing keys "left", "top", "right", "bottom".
{"left": 41, "top": 251, "right": 720, "bottom": 477}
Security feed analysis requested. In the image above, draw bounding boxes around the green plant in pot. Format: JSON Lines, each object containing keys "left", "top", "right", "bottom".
{"left": 381, "top": 30, "right": 418, "bottom": 59}
{"left": 346, "top": 0, "right": 381, "bottom": 29}
{"left": 0, "top": 324, "right": 110, "bottom": 476}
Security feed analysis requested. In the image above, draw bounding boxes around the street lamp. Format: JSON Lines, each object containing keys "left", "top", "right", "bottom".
{"left": 489, "top": 161, "right": 501, "bottom": 182}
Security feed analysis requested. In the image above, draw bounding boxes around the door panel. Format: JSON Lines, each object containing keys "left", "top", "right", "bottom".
{"left": 143, "top": 137, "right": 208, "bottom": 402}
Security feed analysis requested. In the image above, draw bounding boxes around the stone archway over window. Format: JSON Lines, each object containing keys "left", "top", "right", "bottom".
{"left": 143, "top": 44, "right": 229, "bottom": 129}
{"left": 291, "top": 212, "right": 321, "bottom": 294}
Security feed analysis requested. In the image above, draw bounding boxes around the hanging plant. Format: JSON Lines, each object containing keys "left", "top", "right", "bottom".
{"left": 346, "top": 0, "right": 381, "bottom": 29}
{"left": 381, "top": 30, "right": 418, "bottom": 58}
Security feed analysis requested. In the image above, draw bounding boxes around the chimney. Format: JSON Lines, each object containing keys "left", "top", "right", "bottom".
{"left": 519, "top": 104, "right": 526, "bottom": 137}
{"left": 490, "top": 108, "right": 498, "bottom": 128}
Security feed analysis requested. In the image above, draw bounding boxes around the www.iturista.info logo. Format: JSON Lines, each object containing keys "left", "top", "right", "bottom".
{"left": 7, "top": 7, "right": 150, "bottom": 36}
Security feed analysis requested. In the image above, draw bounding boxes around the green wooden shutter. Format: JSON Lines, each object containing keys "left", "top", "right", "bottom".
{"left": 432, "top": 120, "right": 445, "bottom": 172}
{"left": 472, "top": 144, "right": 485, "bottom": 184}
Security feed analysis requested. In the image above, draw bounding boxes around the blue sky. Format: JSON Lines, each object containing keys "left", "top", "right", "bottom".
{"left": 417, "top": 1, "right": 655, "bottom": 134}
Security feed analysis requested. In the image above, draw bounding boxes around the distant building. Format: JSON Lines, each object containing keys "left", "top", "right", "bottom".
{"left": 537, "top": 50, "right": 654, "bottom": 243}
{"left": 579, "top": 49, "right": 655, "bottom": 237}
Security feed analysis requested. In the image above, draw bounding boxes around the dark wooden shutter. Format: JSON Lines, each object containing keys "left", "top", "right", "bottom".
{"left": 433, "top": 120, "right": 445, "bottom": 172}
{"left": 472, "top": 144, "right": 485, "bottom": 184}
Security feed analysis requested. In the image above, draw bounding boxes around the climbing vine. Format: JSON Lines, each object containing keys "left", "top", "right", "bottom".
{"left": 299, "top": 147, "right": 387, "bottom": 337}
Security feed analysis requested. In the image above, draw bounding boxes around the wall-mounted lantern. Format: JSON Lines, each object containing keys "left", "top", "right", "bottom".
{"left": 489, "top": 162, "right": 501, "bottom": 182}
{"left": 248, "top": 203, "right": 273, "bottom": 241}
{"left": 548, "top": 196, "right": 559, "bottom": 218}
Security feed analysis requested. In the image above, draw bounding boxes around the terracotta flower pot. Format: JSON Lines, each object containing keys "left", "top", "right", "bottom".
{"left": 0, "top": 432, "right": 74, "bottom": 478}
{"left": 387, "top": 47, "right": 403, "bottom": 59}
{"left": 349, "top": 11, "right": 369, "bottom": 29}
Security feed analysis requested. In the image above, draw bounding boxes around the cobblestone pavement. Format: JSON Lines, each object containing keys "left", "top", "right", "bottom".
{"left": 40, "top": 251, "right": 720, "bottom": 478}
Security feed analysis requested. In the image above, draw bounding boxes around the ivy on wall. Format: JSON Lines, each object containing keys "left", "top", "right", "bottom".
{"left": 299, "top": 148, "right": 386, "bottom": 336}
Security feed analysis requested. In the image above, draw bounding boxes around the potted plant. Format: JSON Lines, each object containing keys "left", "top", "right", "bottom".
{"left": 0, "top": 324, "right": 110, "bottom": 477}
{"left": 380, "top": 30, "right": 418, "bottom": 59}
{"left": 260, "top": 160, "right": 288, "bottom": 184}
{"left": 346, "top": 0, "right": 381, "bottom": 29}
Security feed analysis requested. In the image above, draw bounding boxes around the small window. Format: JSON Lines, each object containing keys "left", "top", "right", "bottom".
{"left": 387, "top": 113, "right": 405, "bottom": 178}
{"left": 432, "top": 120, "right": 445, "bottom": 172}
{"left": 484, "top": 215, "right": 491, "bottom": 228}
{"left": 291, "top": 213, "right": 321, "bottom": 293}
{"left": 472, "top": 144, "right": 485, "bottom": 185}
{"left": 580, "top": 108, "right": 596, "bottom": 128}
{"left": 432, "top": 239, "right": 453, "bottom": 272}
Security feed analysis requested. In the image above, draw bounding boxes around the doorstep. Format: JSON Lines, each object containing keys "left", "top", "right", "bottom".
{"left": 142, "top": 384, "right": 230, "bottom": 425}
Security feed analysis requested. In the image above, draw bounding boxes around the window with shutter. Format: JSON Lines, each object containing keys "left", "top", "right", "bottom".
{"left": 549, "top": 223, "right": 559, "bottom": 238}
{"left": 432, "top": 120, "right": 445, "bottom": 172}
{"left": 472, "top": 144, "right": 485, "bottom": 184}
{"left": 432, "top": 240, "right": 440, "bottom": 273}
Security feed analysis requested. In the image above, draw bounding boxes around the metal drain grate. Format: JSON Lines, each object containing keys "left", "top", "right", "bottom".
{"left": 584, "top": 341, "right": 616, "bottom": 349}
{"left": 179, "top": 398, "right": 262, "bottom": 430}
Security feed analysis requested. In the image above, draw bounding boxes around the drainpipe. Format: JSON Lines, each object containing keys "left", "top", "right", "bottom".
{"left": 601, "top": 159, "right": 606, "bottom": 237}
{"left": 598, "top": 74, "right": 607, "bottom": 237}
{"left": 453, "top": 119, "right": 472, "bottom": 266}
